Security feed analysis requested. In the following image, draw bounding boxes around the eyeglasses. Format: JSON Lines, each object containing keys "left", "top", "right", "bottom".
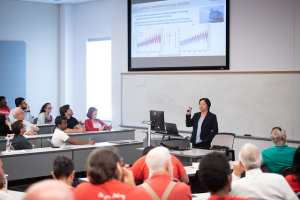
{"left": 272, "top": 127, "right": 282, "bottom": 131}
{"left": 46, "top": 107, "right": 53, "bottom": 110}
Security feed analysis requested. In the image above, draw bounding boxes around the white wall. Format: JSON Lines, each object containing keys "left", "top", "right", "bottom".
{"left": 0, "top": 0, "right": 60, "bottom": 119}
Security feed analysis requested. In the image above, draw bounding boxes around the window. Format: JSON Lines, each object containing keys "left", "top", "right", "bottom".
{"left": 86, "top": 38, "right": 111, "bottom": 121}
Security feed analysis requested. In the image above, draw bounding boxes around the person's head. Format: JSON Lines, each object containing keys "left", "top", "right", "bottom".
{"left": 143, "top": 146, "right": 154, "bottom": 156}
{"left": 0, "top": 96, "right": 7, "bottom": 107}
{"left": 60, "top": 104, "right": 73, "bottom": 117}
{"left": 146, "top": 146, "right": 172, "bottom": 177}
{"left": 15, "top": 97, "right": 26, "bottom": 109}
{"left": 270, "top": 127, "right": 286, "bottom": 145}
{"left": 86, "top": 107, "right": 98, "bottom": 120}
{"left": 13, "top": 107, "right": 25, "bottom": 120}
{"left": 239, "top": 143, "right": 262, "bottom": 171}
{"left": 0, "top": 114, "right": 7, "bottom": 127}
{"left": 11, "top": 120, "right": 26, "bottom": 135}
{"left": 291, "top": 147, "right": 300, "bottom": 176}
{"left": 0, "top": 115, "right": 10, "bottom": 134}
{"left": 52, "top": 155, "right": 75, "bottom": 186}
{"left": 199, "top": 152, "right": 231, "bottom": 194}
{"left": 87, "top": 147, "right": 123, "bottom": 184}
{"left": 24, "top": 179, "right": 74, "bottom": 200}
{"left": 0, "top": 159, "right": 4, "bottom": 189}
{"left": 55, "top": 116, "right": 68, "bottom": 131}
{"left": 199, "top": 98, "right": 211, "bottom": 112}
{"left": 40, "top": 103, "right": 52, "bottom": 114}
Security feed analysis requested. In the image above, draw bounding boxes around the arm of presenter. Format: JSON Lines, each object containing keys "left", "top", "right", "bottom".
{"left": 185, "top": 107, "right": 193, "bottom": 127}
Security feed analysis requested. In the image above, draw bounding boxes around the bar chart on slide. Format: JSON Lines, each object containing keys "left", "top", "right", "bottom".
{"left": 133, "top": 29, "right": 164, "bottom": 54}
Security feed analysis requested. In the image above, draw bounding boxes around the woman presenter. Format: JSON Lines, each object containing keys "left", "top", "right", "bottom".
{"left": 186, "top": 98, "right": 218, "bottom": 149}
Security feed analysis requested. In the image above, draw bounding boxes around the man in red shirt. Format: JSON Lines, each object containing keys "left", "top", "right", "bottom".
{"left": 131, "top": 146, "right": 189, "bottom": 183}
{"left": 74, "top": 147, "right": 152, "bottom": 200}
{"left": 0, "top": 96, "right": 10, "bottom": 116}
{"left": 198, "top": 152, "right": 250, "bottom": 200}
{"left": 138, "top": 146, "right": 192, "bottom": 200}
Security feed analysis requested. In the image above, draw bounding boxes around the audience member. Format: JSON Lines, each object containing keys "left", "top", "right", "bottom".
{"left": 0, "top": 159, "right": 13, "bottom": 200}
{"left": 9, "top": 97, "right": 33, "bottom": 124}
{"left": 52, "top": 155, "right": 75, "bottom": 192}
{"left": 60, "top": 105, "right": 86, "bottom": 133}
{"left": 198, "top": 152, "right": 250, "bottom": 200}
{"left": 37, "top": 103, "right": 53, "bottom": 124}
{"left": 12, "top": 108, "right": 39, "bottom": 135}
{"left": 131, "top": 146, "right": 189, "bottom": 183}
{"left": 74, "top": 147, "right": 153, "bottom": 200}
{"left": 84, "top": 107, "right": 112, "bottom": 131}
{"left": 52, "top": 116, "right": 95, "bottom": 147}
{"left": 0, "top": 96, "right": 10, "bottom": 117}
{"left": 11, "top": 120, "right": 35, "bottom": 150}
{"left": 262, "top": 127, "right": 296, "bottom": 174}
{"left": 0, "top": 115, "right": 13, "bottom": 137}
{"left": 138, "top": 146, "right": 192, "bottom": 200}
{"left": 24, "top": 179, "right": 74, "bottom": 200}
{"left": 285, "top": 147, "right": 300, "bottom": 193}
{"left": 230, "top": 143, "right": 297, "bottom": 200}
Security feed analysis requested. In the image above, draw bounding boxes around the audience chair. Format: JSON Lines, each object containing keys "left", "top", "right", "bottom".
{"left": 51, "top": 126, "right": 56, "bottom": 133}
{"left": 260, "top": 165, "right": 271, "bottom": 173}
{"left": 296, "top": 191, "right": 300, "bottom": 199}
{"left": 211, "top": 133, "right": 236, "bottom": 161}
{"left": 33, "top": 118, "right": 38, "bottom": 124}
{"left": 281, "top": 166, "right": 292, "bottom": 177}
{"left": 190, "top": 170, "right": 208, "bottom": 194}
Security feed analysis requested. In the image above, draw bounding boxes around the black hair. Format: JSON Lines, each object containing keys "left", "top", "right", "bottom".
{"left": 0, "top": 115, "right": 11, "bottom": 135}
{"left": 11, "top": 120, "right": 24, "bottom": 135}
{"left": 198, "top": 152, "right": 230, "bottom": 193}
{"left": 199, "top": 98, "right": 211, "bottom": 111}
{"left": 15, "top": 97, "right": 25, "bottom": 107}
{"left": 55, "top": 116, "right": 67, "bottom": 127}
{"left": 0, "top": 96, "right": 5, "bottom": 102}
{"left": 87, "top": 147, "right": 120, "bottom": 184}
{"left": 291, "top": 147, "right": 300, "bottom": 185}
{"left": 53, "top": 155, "right": 74, "bottom": 179}
{"left": 143, "top": 146, "right": 154, "bottom": 156}
{"left": 60, "top": 105, "right": 70, "bottom": 116}
{"left": 40, "top": 103, "right": 51, "bottom": 114}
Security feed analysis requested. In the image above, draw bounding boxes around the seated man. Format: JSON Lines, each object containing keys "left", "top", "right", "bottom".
{"left": 51, "top": 155, "right": 75, "bottom": 192}
{"left": 24, "top": 180, "right": 74, "bottom": 200}
{"left": 9, "top": 97, "right": 33, "bottom": 124}
{"left": 60, "top": 105, "right": 86, "bottom": 133}
{"left": 12, "top": 108, "right": 39, "bottom": 136}
{"left": 131, "top": 146, "right": 189, "bottom": 183}
{"left": 11, "top": 120, "right": 35, "bottom": 150}
{"left": 0, "top": 96, "right": 10, "bottom": 117}
{"left": 74, "top": 147, "right": 153, "bottom": 200}
{"left": 262, "top": 127, "right": 296, "bottom": 174}
{"left": 230, "top": 143, "right": 297, "bottom": 200}
{"left": 0, "top": 159, "right": 13, "bottom": 200}
{"left": 138, "top": 146, "right": 192, "bottom": 200}
{"left": 52, "top": 116, "right": 95, "bottom": 147}
{"left": 199, "top": 152, "right": 250, "bottom": 200}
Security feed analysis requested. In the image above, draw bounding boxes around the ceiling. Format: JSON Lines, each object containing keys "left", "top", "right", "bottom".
{"left": 17, "top": 0, "right": 101, "bottom": 4}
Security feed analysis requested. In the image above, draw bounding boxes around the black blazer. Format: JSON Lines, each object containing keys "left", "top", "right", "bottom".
{"left": 186, "top": 111, "right": 218, "bottom": 144}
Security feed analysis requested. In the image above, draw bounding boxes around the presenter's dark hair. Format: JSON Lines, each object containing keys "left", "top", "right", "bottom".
{"left": 290, "top": 147, "right": 300, "bottom": 185}
{"left": 0, "top": 96, "right": 5, "bottom": 102}
{"left": 59, "top": 104, "right": 70, "bottom": 116}
{"left": 39, "top": 103, "right": 51, "bottom": 114}
{"left": 15, "top": 97, "right": 25, "bottom": 107}
{"left": 198, "top": 152, "right": 230, "bottom": 193}
{"left": 87, "top": 147, "right": 120, "bottom": 184}
{"left": 55, "top": 116, "right": 67, "bottom": 127}
{"left": 199, "top": 98, "right": 211, "bottom": 111}
{"left": 143, "top": 146, "right": 154, "bottom": 156}
{"left": 0, "top": 115, "right": 11, "bottom": 134}
{"left": 11, "top": 120, "right": 24, "bottom": 135}
{"left": 53, "top": 155, "right": 74, "bottom": 179}
{"left": 87, "top": 107, "right": 97, "bottom": 119}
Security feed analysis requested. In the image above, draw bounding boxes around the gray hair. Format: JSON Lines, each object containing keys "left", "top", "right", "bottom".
{"left": 146, "top": 146, "right": 172, "bottom": 175}
{"left": 239, "top": 143, "right": 262, "bottom": 170}
{"left": 12, "top": 108, "right": 22, "bottom": 119}
{"left": 270, "top": 127, "right": 286, "bottom": 144}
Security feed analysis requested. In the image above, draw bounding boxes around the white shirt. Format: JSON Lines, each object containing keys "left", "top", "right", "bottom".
{"left": 0, "top": 191, "right": 13, "bottom": 200}
{"left": 93, "top": 121, "right": 102, "bottom": 129}
{"left": 23, "top": 120, "right": 35, "bottom": 136}
{"left": 51, "top": 128, "right": 70, "bottom": 147}
{"left": 230, "top": 168, "right": 298, "bottom": 200}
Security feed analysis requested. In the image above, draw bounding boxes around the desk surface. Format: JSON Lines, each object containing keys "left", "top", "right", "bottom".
{"left": 192, "top": 193, "right": 210, "bottom": 200}
{"left": 7, "top": 190, "right": 26, "bottom": 200}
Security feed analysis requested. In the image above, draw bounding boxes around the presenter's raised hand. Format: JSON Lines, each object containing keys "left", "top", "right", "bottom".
{"left": 186, "top": 106, "right": 192, "bottom": 115}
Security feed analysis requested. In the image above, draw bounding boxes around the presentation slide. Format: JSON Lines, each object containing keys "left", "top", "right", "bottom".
{"left": 128, "top": 0, "right": 228, "bottom": 71}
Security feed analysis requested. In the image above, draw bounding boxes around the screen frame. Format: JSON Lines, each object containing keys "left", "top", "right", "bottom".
{"left": 128, "top": 0, "right": 230, "bottom": 71}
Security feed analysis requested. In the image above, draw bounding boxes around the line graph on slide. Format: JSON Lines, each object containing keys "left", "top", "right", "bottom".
{"left": 133, "top": 29, "right": 163, "bottom": 53}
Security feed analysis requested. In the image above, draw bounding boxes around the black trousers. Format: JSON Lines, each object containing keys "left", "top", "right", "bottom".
{"left": 192, "top": 141, "right": 211, "bottom": 149}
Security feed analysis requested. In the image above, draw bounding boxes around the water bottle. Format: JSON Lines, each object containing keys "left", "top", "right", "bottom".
{"left": 5, "top": 137, "right": 11, "bottom": 152}
{"left": 3, "top": 174, "right": 8, "bottom": 190}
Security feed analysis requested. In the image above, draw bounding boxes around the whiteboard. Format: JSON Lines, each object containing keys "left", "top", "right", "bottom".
{"left": 121, "top": 73, "right": 300, "bottom": 140}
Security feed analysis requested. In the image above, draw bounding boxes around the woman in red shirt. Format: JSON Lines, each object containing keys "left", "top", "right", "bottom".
{"left": 285, "top": 147, "right": 300, "bottom": 193}
{"left": 84, "top": 107, "right": 112, "bottom": 131}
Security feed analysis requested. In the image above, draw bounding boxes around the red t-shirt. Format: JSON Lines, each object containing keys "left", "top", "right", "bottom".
{"left": 285, "top": 174, "right": 300, "bottom": 193}
{"left": 0, "top": 106, "right": 10, "bottom": 116}
{"left": 73, "top": 179, "right": 152, "bottom": 200}
{"left": 138, "top": 174, "right": 192, "bottom": 200}
{"left": 208, "top": 195, "right": 251, "bottom": 200}
{"left": 131, "top": 155, "right": 186, "bottom": 181}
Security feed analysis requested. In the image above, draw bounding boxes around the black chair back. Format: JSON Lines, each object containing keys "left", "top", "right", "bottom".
{"left": 281, "top": 166, "right": 292, "bottom": 177}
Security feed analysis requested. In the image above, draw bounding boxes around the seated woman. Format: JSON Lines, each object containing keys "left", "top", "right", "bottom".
{"left": 37, "top": 103, "right": 53, "bottom": 124}
{"left": 0, "top": 114, "right": 13, "bottom": 137}
{"left": 285, "top": 147, "right": 300, "bottom": 193}
{"left": 85, "top": 107, "right": 112, "bottom": 131}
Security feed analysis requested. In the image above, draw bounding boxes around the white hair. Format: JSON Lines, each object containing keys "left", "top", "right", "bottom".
{"left": 239, "top": 143, "right": 262, "bottom": 170}
{"left": 270, "top": 127, "right": 286, "bottom": 144}
{"left": 146, "top": 146, "right": 171, "bottom": 175}
{"left": 12, "top": 107, "right": 22, "bottom": 119}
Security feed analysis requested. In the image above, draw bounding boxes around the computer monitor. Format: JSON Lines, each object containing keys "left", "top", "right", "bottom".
{"left": 150, "top": 110, "right": 165, "bottom": 132}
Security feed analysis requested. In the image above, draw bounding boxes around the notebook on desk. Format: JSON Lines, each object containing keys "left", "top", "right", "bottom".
{"left": 109, "top": 141, "right": 131, "bottom": 144}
